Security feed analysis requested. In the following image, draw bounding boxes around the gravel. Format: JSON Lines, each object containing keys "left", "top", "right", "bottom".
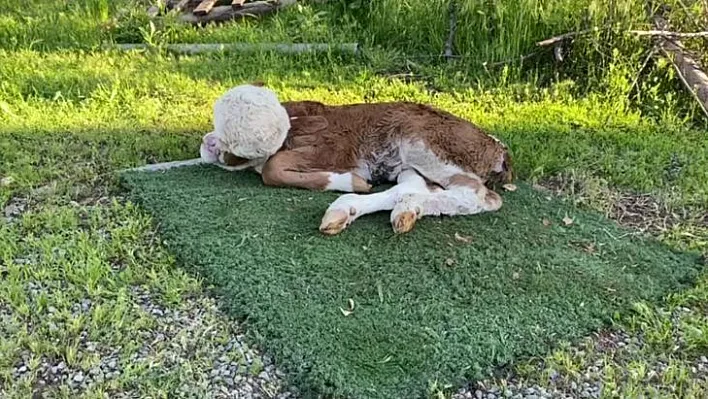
{"left": 452, "top": 316, "right": 708, "bottom": 399}
{"left": 3, "top": 197, "right": 27, "bottom": 219}
{"left": 8, "top": 289, "right": 708, "bottom": 399}
{"left": 7, "top": 284, "right": 296, "bottom": 399}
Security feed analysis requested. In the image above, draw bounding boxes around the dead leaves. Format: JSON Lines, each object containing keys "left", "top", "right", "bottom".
{"left": 541, "top": 215, "right": 573, "bottom": 227}
{"left": 454, "top": 232, "right": 473, "bottom": 243}
{"left": 340, "top": 298, "right": 355, "bottom": 317}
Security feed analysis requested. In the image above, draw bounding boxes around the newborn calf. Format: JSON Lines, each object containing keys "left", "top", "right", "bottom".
{"left": 200, "top": 85, "right": 513, "bottom": 235}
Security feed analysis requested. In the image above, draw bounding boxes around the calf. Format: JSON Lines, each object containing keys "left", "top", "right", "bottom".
{"left": 201, "top": 87, "right": 513, "bottom": 235}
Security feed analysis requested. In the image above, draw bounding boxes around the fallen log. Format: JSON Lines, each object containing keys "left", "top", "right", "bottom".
{"left": 104, "top": 42, "right": 360, "bottom": 55}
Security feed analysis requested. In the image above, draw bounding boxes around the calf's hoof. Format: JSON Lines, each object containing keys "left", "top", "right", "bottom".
{"left": 391, "top": 210, "right": 418, "bottom": 234}
{"left": 352, "top": 174, "right": 372, "bottom": 193}
{"left": 319, "top": 209, "right": 353, "bottom": 235}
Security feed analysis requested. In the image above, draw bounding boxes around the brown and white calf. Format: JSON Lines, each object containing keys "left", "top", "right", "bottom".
{"left": 204, "top": 99, "right": 514, "bottom": 235}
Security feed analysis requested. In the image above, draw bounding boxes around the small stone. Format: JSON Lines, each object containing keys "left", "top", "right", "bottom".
{"left": 4, "top": 202, "right": 25, "bottom": 218}
{"left": 1, "top": 176, "right": 14, "bottom": 187}
{"left": 475, "top": 390, "right": 484, "bottom": 399}
{"left": 73, "top": 372, "right": 84, "bottom": 383}
{"left": 18, "top": 365, "right": 28, "bottom": 373}
{"left": 225, "top": 377, "right": 234, "bottom": 387}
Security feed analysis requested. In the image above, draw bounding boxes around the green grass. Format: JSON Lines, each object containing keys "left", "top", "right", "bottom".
{"left": 121, "top": 166, "right": 702, "bottom": 398}
{"left": 1, "top": 0, "right": 707, "bottom": 398}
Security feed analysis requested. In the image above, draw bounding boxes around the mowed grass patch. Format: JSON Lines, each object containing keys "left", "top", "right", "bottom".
{"left": 121, "top": 165, "right": 703, "bottom": 399}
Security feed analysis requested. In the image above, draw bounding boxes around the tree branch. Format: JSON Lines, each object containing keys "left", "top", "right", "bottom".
{"left": 628, "top": 29, "right": 708, "bottom": 38}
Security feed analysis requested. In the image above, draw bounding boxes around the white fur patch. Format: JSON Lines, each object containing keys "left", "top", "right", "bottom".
{"left": 325, "top": 173, "right": 354, "bottom": 192}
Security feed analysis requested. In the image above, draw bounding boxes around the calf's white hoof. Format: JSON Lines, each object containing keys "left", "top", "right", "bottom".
{"left": 390, "top": 198, "right": 423, "bottom": 234}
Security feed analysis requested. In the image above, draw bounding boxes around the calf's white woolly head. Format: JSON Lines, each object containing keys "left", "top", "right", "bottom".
{"left": 200, "top": 84, "right": 291, "bottom": 171}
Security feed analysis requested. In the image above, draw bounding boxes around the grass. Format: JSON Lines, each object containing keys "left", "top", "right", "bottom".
{"left": 120, "top": 166, "right": 703, "bottom": 398}
{"left": 0, "top": 0, "right": 707, "bottom": 398}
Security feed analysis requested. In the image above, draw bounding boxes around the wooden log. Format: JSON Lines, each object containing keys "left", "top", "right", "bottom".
{"left": 182, "top": 0, "right": 296, "bottom": 24}
{"left": 193, "top": 0, "right": 219, "bottom": 16}
{"left": 105, "top": 42, "right": 360, "bottom": 55}
{"left": 232, "top": 0, "right": 247, "bottom": 8}
{"left": 653, "top": 15, "right": 708, "bottom": 119}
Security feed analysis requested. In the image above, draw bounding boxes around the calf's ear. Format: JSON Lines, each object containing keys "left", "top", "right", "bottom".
{"left": 289, "top": 115, "right": 329, "bottom": 134}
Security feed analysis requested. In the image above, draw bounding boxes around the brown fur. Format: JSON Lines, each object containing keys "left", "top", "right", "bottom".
{"left": 269, "top": 101, "right": 512, "bottom": 186}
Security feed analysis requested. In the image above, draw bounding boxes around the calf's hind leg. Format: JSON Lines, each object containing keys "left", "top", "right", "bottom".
{"left": 389, "top": 145, "right": 504, "bottom": 233}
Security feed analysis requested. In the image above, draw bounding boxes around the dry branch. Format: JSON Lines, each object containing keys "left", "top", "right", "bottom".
{"left": 536, "top": 28, "right": 597, "bottom": 47}
{"left": 105, "top": 42, "right": 359, "bottom": 55}
{"left": 124, "top": 158, "right": 207, "bottom": 173}
{"left": 629, "top": 29, "right": 708, "bottom": 38}
{"left": 653, "top": 15, "right": 708, "bottom": 119}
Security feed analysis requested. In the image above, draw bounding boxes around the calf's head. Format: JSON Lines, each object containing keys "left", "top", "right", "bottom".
{"left": 199, "top": 83, "right": 291, "bottom": 171}
{"left": 485, "top": 135, "right": 514, "bottom": 188}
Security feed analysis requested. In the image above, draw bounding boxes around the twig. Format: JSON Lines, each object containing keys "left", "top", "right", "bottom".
{"left": 536, "top": 25, "right": 708, "bottom": 48}
{"left": 123, "top": 158, "right": 208, "bottom": 173}
{"left": 482, "top": 50, "right": 544, "bottom": 69}
{"left": 104, "top": 42, "right": 360, "bottom": 55}
{"left": 443, "top": 0, "right": 458, "bottom": 61}
{"left": 628, "top": 29, "right": 708, "bottom": 38}
{"left": 627, "top": 45, "right": 659, "bottom": 100}
{"left": 536, "top": 28, "right": 597, "bottom": 47}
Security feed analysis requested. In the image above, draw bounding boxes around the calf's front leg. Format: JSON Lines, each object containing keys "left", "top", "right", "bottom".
{"left": 261, "top": 150, "right": 371, "bottom": 193}
{"left": 319, "top": 170, "right": 432, "bottom": 235}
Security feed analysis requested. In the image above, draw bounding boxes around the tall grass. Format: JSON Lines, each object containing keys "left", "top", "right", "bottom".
{"left": 0, "top": 0, "right": 705, "bottom": 123}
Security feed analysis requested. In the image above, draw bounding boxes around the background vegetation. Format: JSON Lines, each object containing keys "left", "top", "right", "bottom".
{"left": 0, "top": 1, "right": 706, "bottom": 398}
